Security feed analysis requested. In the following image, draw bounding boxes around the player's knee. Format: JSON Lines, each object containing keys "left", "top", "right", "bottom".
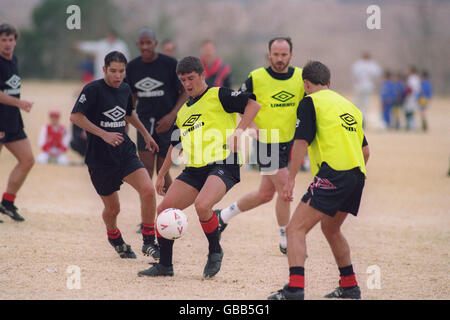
{"left": 194, "top": 198, "right": 211, "bottom": 216}
{"left": 141, "top": 184, "right": 156, "bottom": 201}
{"left": 321, "top": 221, "right": 339, "bottom": 237}
{"left": 258, "top": 190, "right": 274, "bottom": 204}
{"left": 22, "top": 155, "right": 35, "bottom": 170}
{"left": 105, "top": 204, "right": 120, "bottom": 217}
{"left": 157, "top": 202, "right": 168, "bottom": 214}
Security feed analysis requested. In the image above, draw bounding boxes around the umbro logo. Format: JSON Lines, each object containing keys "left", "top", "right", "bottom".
{"left": 182, "top": 114, "right": 201, "bottom": 127}
{"left": 5, "top": 75, "right": 20, "bottom": 89}
{"left": 340, "top": 113, "right": 357, "bottom": 126}
{"left": 103, "top": 106, "right": 126, "bottom": 121}
{"left": 78, "top": 94, "right": 86, "bottom": 104}
{"left": 135, "top": 77, "right": 163, "bottom": 92}
{"left": 271, "top": 90, "right": 294, "bottom": 103}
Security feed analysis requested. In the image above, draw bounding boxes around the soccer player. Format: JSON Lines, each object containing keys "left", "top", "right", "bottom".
{"left": 137, "top": 56, "right": 260, "bottom": 278}
{"left": 268, "top": 61, "right": 369, "bottom": 300}
{"left": 215, "top": 37, "right": 305, "bottom": 254}
{"left": 200, "top": 39, "right": 232, "bottom": 88}
{"left": 126, "top": 28, "right": 187, "bottom": 194}
{"left": 0, "top": 23, "right": 34, "bottom": 223}
{"left": 70, "top": 51, "right": 160, "bottom": 260}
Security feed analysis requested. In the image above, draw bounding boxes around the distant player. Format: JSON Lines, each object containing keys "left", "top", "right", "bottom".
{"left": 0, "top": 23, "right": 35, "bottom": 222}
{"left": 70, "top": 51, "right": 160, "bottom": 260}
{"left": 137, "top": 56, "right": 260, "bottom": 278}
{"left": 418, "top": 70, "right": 432, "bottom": 132}
{"left": 268, "top": 61, "right": 369, "bottom": 300}
{"left": 126, "top": 28, "right": 187, "bottom": 195}
{"left": 215, "top": 37, "right": 305, "bottom": 254}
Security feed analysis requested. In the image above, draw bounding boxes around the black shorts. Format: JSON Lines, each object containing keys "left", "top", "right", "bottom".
{"left": 0, "top": 129, "right": 27, "bottom": 144}
{"left": 176, "top": 162, "right": 240, "bottom": 192}
{"left": 301, "top": 162, "right": 365, "bottom": 217}
{"left": 88, "top": 155, "right": 145, "bottom": 196}
{"left": 137, "top": 116, "right": 171, "bottom": 157}
{"left": 256, "top": 140, "right": 293, "bottom": 172}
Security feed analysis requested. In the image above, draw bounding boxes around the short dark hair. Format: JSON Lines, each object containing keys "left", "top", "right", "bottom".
{"left": 302, "top": 61, "right": 331, "bottom": 85}
{"left": 268, "top": 37, "right": 293, "bottom": 52}
{"left": 104, "top": 51, "right": 127, "bottom": 68}
{"left": 0, "top": 23, "right": 18, "bottom": 40}
{"left": 176, "top": 56, "right": 204, "bottom": 75}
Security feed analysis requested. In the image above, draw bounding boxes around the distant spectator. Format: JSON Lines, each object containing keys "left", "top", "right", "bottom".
{"left": 418, "top": 70, "right": 432, "bottom": 132}
{"left": 404, "top": 66, "right": 421, "bottom": 131}
{"left": 351, "top": 52, "right": 382, "bottom": 127}
{"left": 36, "top": 110, "right": 70, "bottom": 165}
{"left": 161, "top": 39, "right": 176, "bottom": 57}
{"left": 78, "top": 54, "right": 95, "bottom": 84}
{"left": 392, "top": 72, "right": 407, "bottom": 130}
{"left": 200, "top": 39, "right": 232, "bottom": 88}
{"left": 379, "top": 70, "right": 396, "bottom": 129}
{"left": 75, "top": 30, "right": 130, "bottom": 80}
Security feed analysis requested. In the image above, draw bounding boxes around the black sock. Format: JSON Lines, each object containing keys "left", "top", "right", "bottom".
{"left": 158, "top": 236, "right": 174, "bottom": 267}
{"left": 205, "top": 229, "right": 221, "bottom": 254}
{"left": 143, "top": 234, "right": 155, "bottom": 246}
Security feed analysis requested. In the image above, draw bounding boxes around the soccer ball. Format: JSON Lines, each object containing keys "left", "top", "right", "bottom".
{"left": 156, "top": 208, "right": 188, "bottom": 240}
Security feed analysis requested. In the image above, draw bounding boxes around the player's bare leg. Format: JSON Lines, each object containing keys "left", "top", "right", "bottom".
{"left": 100, "top": 192, "right": 136, "bottom": 259}
{"left": 195, "top": 175, "right": 227, "bottom": 278}
{"left": 124, "top": 167, "right": 159, "bottom": 259}
{"left": 268, "top": 168, "right": 291, "bottom": 253}
{"left": 217, "top": 176, "right": 275, "bottom": 231}
{"left": 0, "top": 139, "right": 34, "bottom": 222}
{"left": 138, "top": 150, "right": 156, "bottom": 178}
{"left": 321, "top": 211, "right": 360, "bottom": 299}
{"left": 139, "top": 179, "right": 198, "bottom": 277}
{"left": 286, "top": 200, "right": 322, "bottom": 268}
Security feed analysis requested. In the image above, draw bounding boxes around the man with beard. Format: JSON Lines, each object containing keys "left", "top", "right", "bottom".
{"left": 214, "top": 37, "right": 305, "bottom": 254}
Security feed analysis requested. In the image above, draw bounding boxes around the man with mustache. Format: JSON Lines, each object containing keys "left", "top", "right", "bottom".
{"left": 215, "top": 37, "right": 305, "bottom": 254}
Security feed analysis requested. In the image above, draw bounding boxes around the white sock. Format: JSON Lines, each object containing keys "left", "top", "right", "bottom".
{"left": 279, "top": 226, "right": 287, "bottom": 248}
{"left": 220, "top": 202, "right": 242, "bottom": 224}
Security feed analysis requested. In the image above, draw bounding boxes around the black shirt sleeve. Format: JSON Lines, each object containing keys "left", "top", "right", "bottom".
{"left": 126, "top": 92, "right": 134, "bottom": 116}
{"left": 218, "top": 87, "right": 256, "bottom": 114}
{"left": 125, "top": 63, "right": 137, "bottom": 93}
{"left": 240, "top": 76, "right": 253, "bottom": 94}
{"left": 170, "top": 124, "right": 182, "bottom": 149}
{"left": 294, "top": 96, "right": 316, "bottom": 145}
{"left": 362, "top": 135, "right": 368, "bottom": 147}
{"left": 71, "top": 84, "right": 97, "bottom": 115}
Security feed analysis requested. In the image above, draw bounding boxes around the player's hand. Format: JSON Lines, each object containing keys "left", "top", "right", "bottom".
{"left": 247, "top": 123, "right": 260, "bottom": 139}
{"left": 155, "top": 113, "right": 175, "bottom": 133}
{"left": 17, "top": 100, "right": 33, "bottom": 112}
{"left": 283, "top": 177, "right": 295, "bottom": 202}
{"left": 155, "top": 174, "right": 166, "bottom": 196}
{"left": 227, "top": 129, "right": 243, "bottom": 153}
{"left": 102, "top": 131, "right": 124, "bottom": 147}
{"left": 144, "top": 134, "right": 159, "bottom": 153}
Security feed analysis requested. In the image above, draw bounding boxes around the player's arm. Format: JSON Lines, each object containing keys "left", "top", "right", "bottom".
{"left": 124, "top": 110, "right": 159, "bottom": 153}
{"left": 155, "top": 86, "right": 188, "bottom": 133}
{"left": 283, "top": 97, "right": 316, "bottom": 202}
{"left": 362, "top": 136, "right": 370, "bottom": 164}
{"left": 218, "top": 87, "right": 261, "bottom": 152}
{"left": 0, "top": 91, "right": 33, "bottom": 112}
{"left": 70, "top": 112, "right": 124, "bottom": 147}
{"left": 156, "top": 126, "right": 182, "bottom": 195}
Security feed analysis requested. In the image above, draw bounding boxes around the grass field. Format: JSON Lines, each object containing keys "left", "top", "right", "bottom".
{"left": 0, "top": 81, "right": 449, "bottom": 300}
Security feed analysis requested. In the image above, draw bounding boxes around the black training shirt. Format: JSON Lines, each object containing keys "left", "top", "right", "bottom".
{"left": 71, "top": 79, "right": 135, "bottom": 167}
{"left": 0, "top": 55, "right": 23, "bottom": 132}
{"left": 294, "top": 96, "right": 368, "bottom": 146}
{"left": 125, "top": 54, "right": 182, "bottom": 120}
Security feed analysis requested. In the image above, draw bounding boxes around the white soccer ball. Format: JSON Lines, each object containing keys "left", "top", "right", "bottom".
{"left": 156, "top": 208, "right": 188, "bottom": 240}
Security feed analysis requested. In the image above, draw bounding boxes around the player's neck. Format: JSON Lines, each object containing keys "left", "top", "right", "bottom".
{"left": 141, "top": 52, "right": 158, "bottom": 63}
{"left": 270, "top": 65, "right": 289, "bottom": 74}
